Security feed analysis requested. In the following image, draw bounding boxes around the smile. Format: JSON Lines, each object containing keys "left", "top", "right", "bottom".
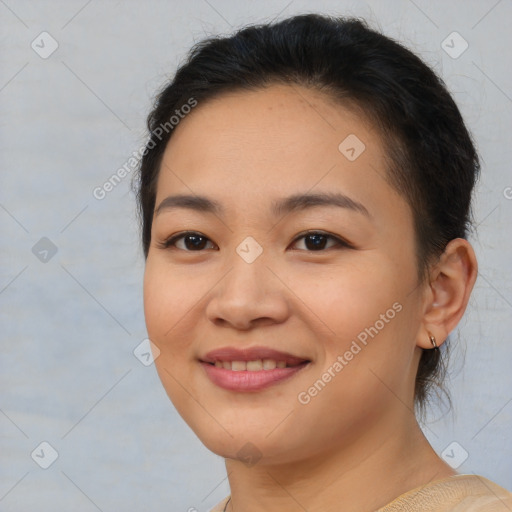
{"left": 199, "top": 346, "right": 311, "bottom": 391}
{"left": 212, "top": 359, "right": 298, "bottom": 370}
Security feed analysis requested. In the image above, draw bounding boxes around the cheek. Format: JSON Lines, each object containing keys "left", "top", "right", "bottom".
{"left": 143, "top": 260, "right": 200, "bottom": 413}
{"left": 291, "top": 258, "right": 405, "bottom": 340}
{"left": 143, "top": 259, "right": 196, "bottom": 357}
{"left": 292, "top": 258, "right": 417, "bottom": 391}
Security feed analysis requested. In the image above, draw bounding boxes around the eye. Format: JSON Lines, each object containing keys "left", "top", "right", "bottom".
{"left": 159, "top": 230, "right": 351, "bottom": 252}
{"left": 290, "top": 231, "right": 351, "bottom": 251}
{"left": 161, "top": 231, "right": 216, "bottom": 251}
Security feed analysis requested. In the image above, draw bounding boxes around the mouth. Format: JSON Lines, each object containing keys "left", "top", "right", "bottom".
{"left": 208, "top": 359, "right": 304, "bottom": 370}
{"left": 199, "top": 346, "right": 311, "bottom": 392}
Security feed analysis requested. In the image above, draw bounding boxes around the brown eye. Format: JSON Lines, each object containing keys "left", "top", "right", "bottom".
{"left": 290, "top": 231, "right": 350, "bottom": 251}
{"left": 163, "top": 232, "right": 216, "bottom": 251}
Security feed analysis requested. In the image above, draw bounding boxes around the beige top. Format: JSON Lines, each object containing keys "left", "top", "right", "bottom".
{"left": 209, "top": 474, "right": 512, "bottom": 511}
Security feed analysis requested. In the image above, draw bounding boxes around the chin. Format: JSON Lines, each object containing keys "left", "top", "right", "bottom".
{"left": 185, "top": 415, "right": 312, "bottom": 467}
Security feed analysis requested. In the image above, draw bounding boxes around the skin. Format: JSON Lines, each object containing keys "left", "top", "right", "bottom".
{"left": 143, "top": 84, "right": 478, "bottom": 512}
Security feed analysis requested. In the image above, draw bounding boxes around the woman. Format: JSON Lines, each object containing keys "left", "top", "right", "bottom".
{"left": 136, "top": 14, "right": 511, "bottom": 511}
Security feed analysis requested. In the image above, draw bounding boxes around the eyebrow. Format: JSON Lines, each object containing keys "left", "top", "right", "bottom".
{"left": 154, "top": 192, "right": 371, "bottom": 219}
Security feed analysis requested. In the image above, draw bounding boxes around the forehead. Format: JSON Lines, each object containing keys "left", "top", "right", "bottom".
{"left": 155, "top": 84, "right": 406, "bottom": 222}
{"left": 162, "top": 84, "right": 374, "bottom": 165}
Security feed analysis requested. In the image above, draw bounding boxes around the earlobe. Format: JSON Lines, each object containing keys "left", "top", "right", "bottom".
{"left": 418, "top": 238, "right": 478, "bottom": 349}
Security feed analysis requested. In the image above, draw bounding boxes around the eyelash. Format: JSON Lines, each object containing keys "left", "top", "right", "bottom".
{"left": 159, "top": 230, "right": 353, "bottom": 252}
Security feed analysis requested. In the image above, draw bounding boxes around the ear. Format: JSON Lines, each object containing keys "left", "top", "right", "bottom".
{"left": 417, "top": 238, "right": 478, "bottom": 349}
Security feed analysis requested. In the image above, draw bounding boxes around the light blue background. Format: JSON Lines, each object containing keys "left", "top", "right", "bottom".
{"left": 1, "top": 1, "right": 511, "bottom": 510}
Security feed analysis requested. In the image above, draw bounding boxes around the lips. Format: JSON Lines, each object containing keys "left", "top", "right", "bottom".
{"left": 201, "top": 346, "right": 309, "bottom": 366}
{"left": 199, "top": 346, "right": 311, "bottom": 392}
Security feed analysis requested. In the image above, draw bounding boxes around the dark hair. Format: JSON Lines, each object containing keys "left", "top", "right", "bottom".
{"left": 135, "top": 14, "right": 480, "bottom": 413}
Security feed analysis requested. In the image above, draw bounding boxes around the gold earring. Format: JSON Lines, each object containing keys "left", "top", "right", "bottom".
{"left": 429, "top": 333, "right": 439, "bottom": 351}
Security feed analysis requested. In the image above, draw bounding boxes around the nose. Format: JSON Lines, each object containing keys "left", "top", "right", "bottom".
{"left": 205, "top": 253, "right": 290, "bottom": 331}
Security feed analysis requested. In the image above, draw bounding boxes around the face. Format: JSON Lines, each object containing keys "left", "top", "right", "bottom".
{"left": 144, "top": 84, "right": 426, "bottom": 465}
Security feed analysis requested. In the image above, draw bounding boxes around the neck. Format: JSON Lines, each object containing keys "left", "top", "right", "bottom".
{"left": 223, "top": 411, "right": 455, "bottom": 512}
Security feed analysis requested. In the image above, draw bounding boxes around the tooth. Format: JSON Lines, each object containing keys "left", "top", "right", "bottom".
{"left": 214, "top": 361, "right": 223, "bottom": 368}
{"left": 262, "top": 359, "right": 277, "bottom": 370}
{"left": 276, "top": 361, "right": 286, "bottom": 368}
{"left": 231, "top": 361, "right": 247, "bottom": 371}
{"left": 223, "top": 361, "right": 231, "bottom": 369}
{"left": 246, "top": 359, "right": 263, "bottom": 371}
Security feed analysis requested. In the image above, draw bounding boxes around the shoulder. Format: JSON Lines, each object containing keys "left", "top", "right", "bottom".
{"left": 379, "top": 474, "right": 512, "bottom": 512}
{"left": 208, "top": 495, "right": 230, "bottom": 512}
